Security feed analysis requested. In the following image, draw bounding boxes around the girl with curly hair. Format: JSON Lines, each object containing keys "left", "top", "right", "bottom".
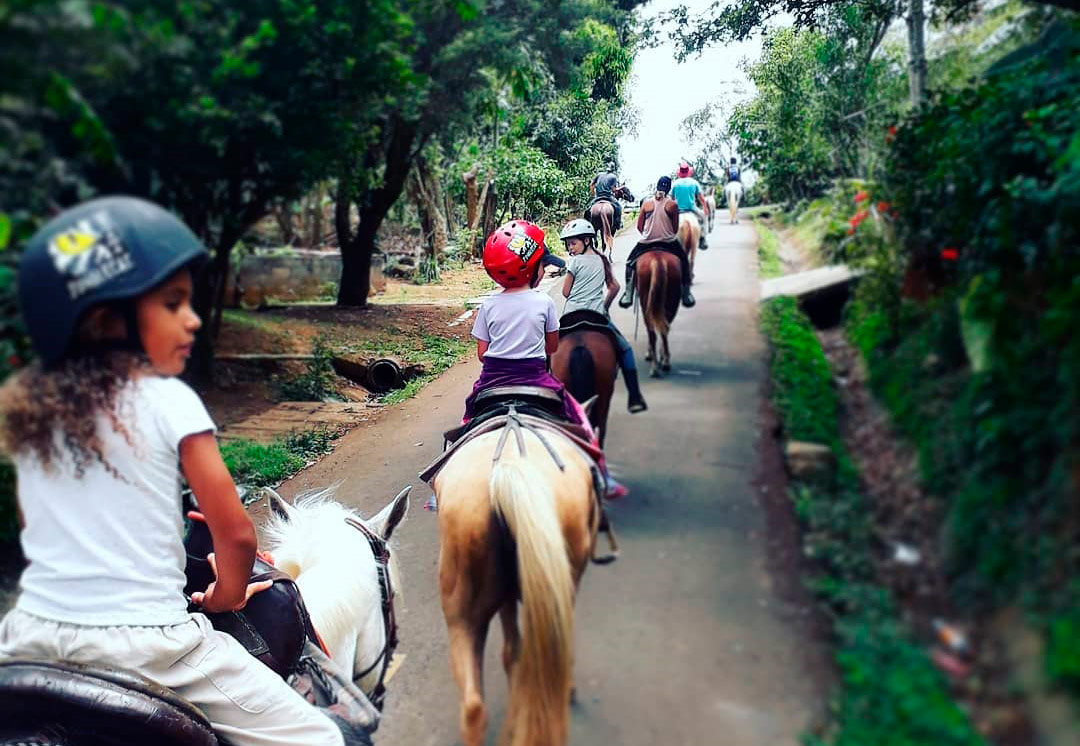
{"left": 0, "top": 197, "right": 366, "bottom": 745}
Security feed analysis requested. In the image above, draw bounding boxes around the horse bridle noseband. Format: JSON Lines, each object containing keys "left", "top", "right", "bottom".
{"left": 344, "top": 516, "right": 398, "bottom": 711}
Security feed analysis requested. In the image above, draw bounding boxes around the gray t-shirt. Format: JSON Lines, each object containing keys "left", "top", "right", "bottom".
{"left": 471, "top": 289, "right": 558, "bottom": 359}
{"left": 564, "top": 254, "right": 608, "bottom": 317}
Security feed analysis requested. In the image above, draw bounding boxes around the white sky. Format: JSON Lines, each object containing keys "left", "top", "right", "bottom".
{"left": 618, "top": 0, "right": 763, "bottom": 195}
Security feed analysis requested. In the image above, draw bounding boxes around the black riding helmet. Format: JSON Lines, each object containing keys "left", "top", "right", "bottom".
{"left": 18, "top": 196, "right": 209, "bottom": 366}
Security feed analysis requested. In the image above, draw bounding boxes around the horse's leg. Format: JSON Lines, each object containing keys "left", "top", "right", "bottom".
{"left": 661, "top": 331, "right": 672, "bottom": 373}
{"left": 498, "top": 601, "right": 520, "bottom": 682}
{"left": 447, "top": 617, "right": 490, "bottom": 746}
{"left": 648, "top": 327, "right": 660, "bottom": 377}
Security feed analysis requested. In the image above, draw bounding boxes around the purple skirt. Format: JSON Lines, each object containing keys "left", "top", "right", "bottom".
{"left": 464, "top": 356, "right": 579, "bottom": 424}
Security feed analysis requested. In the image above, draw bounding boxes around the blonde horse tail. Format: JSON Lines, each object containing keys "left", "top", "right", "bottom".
{"left": 490, "top": 459, "right": 574, "bottom": 746}
{"left": 645, "top": 255, "right": 669, "bottom": 338}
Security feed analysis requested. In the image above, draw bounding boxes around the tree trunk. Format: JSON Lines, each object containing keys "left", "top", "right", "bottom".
{"left": 273, "top": 203, "right": 296, "bottom": 245}
{"left": 907, "top": 0, "right": 927, "bottom": 105}
{"left": 480, "top": 178, "right": 497, "bottom": 255}
{"left": 336, "top": 115, "right": 422, "bottom": 306}
{"left": 410, "top": 156, "right": 447, "bottom": 259}
{"left": 464, "top": 168, "right": 478, "bottom": 228}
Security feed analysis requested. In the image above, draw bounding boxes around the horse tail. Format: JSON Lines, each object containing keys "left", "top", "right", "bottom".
{"left": 645, "top": 255, "right": 670, "bottom": 338}
{"left": 490, "top": 459, "right": 574, "bottom": 746}
{"left": 568, "top": 344, "right": 596, "bottom": 408}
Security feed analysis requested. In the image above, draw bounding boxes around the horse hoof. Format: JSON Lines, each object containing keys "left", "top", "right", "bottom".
{"left": 661, "top": 363, "right": 671, "bottom": 372}
{"left": 645, "top": 353, "right": 653, "bottom": 362}
{"left": 650, "top": 369, "right": 661, "bottom": 378}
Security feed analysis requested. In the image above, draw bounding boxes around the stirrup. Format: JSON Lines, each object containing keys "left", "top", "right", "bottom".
{"left": 618, "top": 290, "right": 634, "bottom": 309}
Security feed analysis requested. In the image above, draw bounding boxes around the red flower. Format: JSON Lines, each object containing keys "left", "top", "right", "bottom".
{"left": 941, "top": 248, "right": 959, "bottom": 261}
{"left": 847, "top": 226, "right": 856, "bottom": 236}
{"left": 7, "top": 355, "right": 20, "bottom": 368}
{"left": 876, "top": 201, "right": 890, "bottom": 213}
{"left": 885, "top": 125, "right": 898, "bottom": 144}
{"left": 854, "top": 191, "right": 869, "bottom": 203}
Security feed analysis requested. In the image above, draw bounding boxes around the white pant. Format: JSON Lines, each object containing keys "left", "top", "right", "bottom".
{"left": 0, "top": 608, "right": 343, "bottom": 746}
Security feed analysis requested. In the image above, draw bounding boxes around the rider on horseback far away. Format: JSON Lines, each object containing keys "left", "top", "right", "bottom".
{"left": 466, "top": 220, "right": 628, "bottom": 498}
{"left": 619, "top": 176, "right": 696, "bottom": 309}
{"left": 0, "top": 197, "right": 373, "bottom": 746}
{"left": 558, "top": 218, "right": 647, "bottom": 414}
{"left": 585, "top": 167, "right": 628, "bottom": 232}
{"left": 727, "top": 156, "right": 742, "bottom": 184}
{"left": 671, "top": 161, "right": 709, "bottom": 250}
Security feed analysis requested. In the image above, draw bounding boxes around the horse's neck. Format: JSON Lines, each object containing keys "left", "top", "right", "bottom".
{"left": 295, "top": 560, "right": 383, "bottom": 664}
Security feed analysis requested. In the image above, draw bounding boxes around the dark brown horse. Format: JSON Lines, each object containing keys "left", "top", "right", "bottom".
{"left": 550, "top": 319, "right": 617, "bottom": 447}
{"left": 635, "top": 250, "right": 682, "bottom": 377}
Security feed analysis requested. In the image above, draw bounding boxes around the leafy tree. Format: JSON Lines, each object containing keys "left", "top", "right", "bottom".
{"left": 1, "top": 0, "right": 403, "bottom": 374}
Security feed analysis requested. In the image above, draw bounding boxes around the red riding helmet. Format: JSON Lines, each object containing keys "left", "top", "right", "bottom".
{"left": 483, "top": 220, "right": 546, "bottom": 289}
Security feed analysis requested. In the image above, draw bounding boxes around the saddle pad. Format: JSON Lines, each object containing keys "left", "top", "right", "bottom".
{"left": 559, "top": 309, "right": 614, "bottom": 338}
{"left": 420, "top": 410, "right": 603, "bottom": 486}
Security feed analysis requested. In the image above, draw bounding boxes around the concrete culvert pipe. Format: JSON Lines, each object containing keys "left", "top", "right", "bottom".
{"left": 367, "top": 358, "right": 404, "bottom": 392}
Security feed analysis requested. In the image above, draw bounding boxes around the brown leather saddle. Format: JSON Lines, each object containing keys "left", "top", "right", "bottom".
{"left": 0, "top": 520, "right": 322, "bottom": 744}
{"left": 0, "top": 658, "right": 217, "bottom": 745}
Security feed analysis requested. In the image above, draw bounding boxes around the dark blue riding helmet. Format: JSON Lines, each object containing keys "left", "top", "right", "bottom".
{"left": 18, "top": 196, "right": 209, "bottom": 365}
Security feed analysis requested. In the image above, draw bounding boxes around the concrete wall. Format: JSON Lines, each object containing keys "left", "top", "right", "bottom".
{"left": 225, "top": 250, "right": 386, "bottom": 307}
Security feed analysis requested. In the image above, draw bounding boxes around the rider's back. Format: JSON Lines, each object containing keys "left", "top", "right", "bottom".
{"left": 14, "top": 375, "right": 206, "bottom": 626}
{"left": 593, "top": 172, "right": 618, "bottom": 196}
{"left": 671, "top": 178, "right": 700, "bottom": 212}
{"left": 640, "top": 196, "right": 679, "bottom": 244}
{"left": 563, "top": 254, "right": 608, "bottom": 317}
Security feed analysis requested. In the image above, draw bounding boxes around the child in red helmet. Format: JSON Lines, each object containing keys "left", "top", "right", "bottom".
{"left": 464, "top": 220, "right": 583, "bottom": 424}
{"left": 464, "top": 221, "right": 626, "bottom": 496}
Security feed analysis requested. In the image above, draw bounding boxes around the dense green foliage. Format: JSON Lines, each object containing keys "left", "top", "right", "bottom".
{"left": 837, "top": 17, "right": 1080, "bottom": 693}
{"left": 760, "top": 297, "right": 983, "bottom": 746}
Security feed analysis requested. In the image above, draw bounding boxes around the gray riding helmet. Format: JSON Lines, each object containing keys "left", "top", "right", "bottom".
{"left": 559, "top": 219, "right": 596, "bottom": 242}
{"left": 18, "top": 196, "right": 209, "bottom": 365}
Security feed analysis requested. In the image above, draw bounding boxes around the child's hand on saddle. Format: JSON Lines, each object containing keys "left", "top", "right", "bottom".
{"left": 190, "top": 552, "right": 274, "bottom": 613}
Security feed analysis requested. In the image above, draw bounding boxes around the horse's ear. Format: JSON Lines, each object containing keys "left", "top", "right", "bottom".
{"left": 264, "top": 488, "right": 295, "bottom": 523}
{"left": 372, "top": 486, "right": 411, "bottom": 541}
{"left": 581, "top": 395, "right": 598, "bottom": 417}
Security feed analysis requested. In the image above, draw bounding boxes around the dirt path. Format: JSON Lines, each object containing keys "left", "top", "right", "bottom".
{"left": 277, "top": 218, "right": 831, "bottom": 745}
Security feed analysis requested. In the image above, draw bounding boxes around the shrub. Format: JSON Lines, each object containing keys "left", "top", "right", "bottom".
{"left": 277, "top": 336, "right": 338, "bottom": 401}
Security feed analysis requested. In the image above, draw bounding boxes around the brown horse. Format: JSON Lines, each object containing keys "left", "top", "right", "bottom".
{"left": 434, "top": 427, "right": 602, "bottom": 746}
{"left": 636, "top": 250, "right": 682, "bottom": 377}
{"left": 550, "top": 324, "right": 617, "bottom": 447}
{"left": 587, "top": 200, "right": 616, "bottom": 258}
{"left": 677, "top": 212, "right": 701, "bottom": 283}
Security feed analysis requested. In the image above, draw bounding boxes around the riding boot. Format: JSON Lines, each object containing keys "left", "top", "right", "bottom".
{"left": 682, "top": 281, "right": 696, "bottom": 308}
{"left": 618, "top": 345, "right": 647, "bottom": 413}
{"left": 618, "top": 265, "right": 636, "bottom": 308}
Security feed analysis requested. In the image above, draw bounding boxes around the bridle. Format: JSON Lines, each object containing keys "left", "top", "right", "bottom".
{"left": 344, "top": 515, "right": 398, "bottom": 711}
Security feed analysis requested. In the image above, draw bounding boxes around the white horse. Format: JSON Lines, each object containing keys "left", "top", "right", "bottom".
{"left": 724, "top": 181, "right": 744, "bottom": 224}
{"left": 263, "top": 486, "right": 410, "bottom": 700}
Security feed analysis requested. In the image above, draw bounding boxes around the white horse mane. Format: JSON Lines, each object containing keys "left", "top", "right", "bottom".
{"left": 260, "top": 486, "right": 404, "bottom": 675}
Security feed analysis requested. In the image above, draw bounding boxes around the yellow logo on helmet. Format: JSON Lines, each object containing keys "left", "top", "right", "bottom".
{"left": 52, "top": 230, "right": 98, "bottom": 256}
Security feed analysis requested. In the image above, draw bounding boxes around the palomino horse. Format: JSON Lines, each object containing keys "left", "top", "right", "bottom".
{"left": 551, "top": 316, "right": 617, "bottom": 447}
{"left": 677, "top": 212, "right": 701, "bottom": 283}
{"left": 636, "top": 250, "right": 682, "bottom": 377}
{"left": 263, "top": 486, "right": 410, "bottom": 701}
{"left": 724, "top": 180, "right": 744, "bottom": 224}
{"left": 433, "top": 424, "right": 605, "bottom": 746}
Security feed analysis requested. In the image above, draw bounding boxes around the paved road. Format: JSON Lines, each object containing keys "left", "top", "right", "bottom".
{"left": 280, "top": 216, "right": 830, "bottom": 745}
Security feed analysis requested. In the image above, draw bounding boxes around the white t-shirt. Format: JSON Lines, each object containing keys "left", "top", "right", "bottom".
{"left": 471, "top": 289, "right": 558, "bottom": 359}
{"left": 14, "top": 375, "right": 216, "bottom": 626}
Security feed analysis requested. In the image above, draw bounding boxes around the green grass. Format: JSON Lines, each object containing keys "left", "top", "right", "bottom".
{"left": 755, "top": 222, "right": 784, "bottom": 279}
{"left": 369, "top": 333, "right": 472, "bottom": 404}
{"left": 760, "top": 296, "right": 984, "bottom": 746}
{"left": 220, "top": 429, "right": 336, "bottom": 488}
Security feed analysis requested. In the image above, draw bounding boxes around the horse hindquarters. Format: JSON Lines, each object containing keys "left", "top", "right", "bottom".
{"left": 567, "top": 345, "right": 595, "bottom": 405}
{"left": 489, "top": 460, "right": 575, "bottom": 746}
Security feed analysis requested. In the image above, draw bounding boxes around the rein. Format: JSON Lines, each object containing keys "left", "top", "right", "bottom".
{"left": 343, "top": 515, "right": 397, "bottom": 711}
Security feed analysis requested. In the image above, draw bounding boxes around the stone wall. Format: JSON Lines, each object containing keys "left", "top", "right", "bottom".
{"left": 225, "top": 250, "right": 386, "bottom": 307}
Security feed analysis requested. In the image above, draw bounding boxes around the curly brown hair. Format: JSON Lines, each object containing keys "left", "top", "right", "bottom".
{"left": 0, "top": 351, "right": 148, "bottom": 479}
